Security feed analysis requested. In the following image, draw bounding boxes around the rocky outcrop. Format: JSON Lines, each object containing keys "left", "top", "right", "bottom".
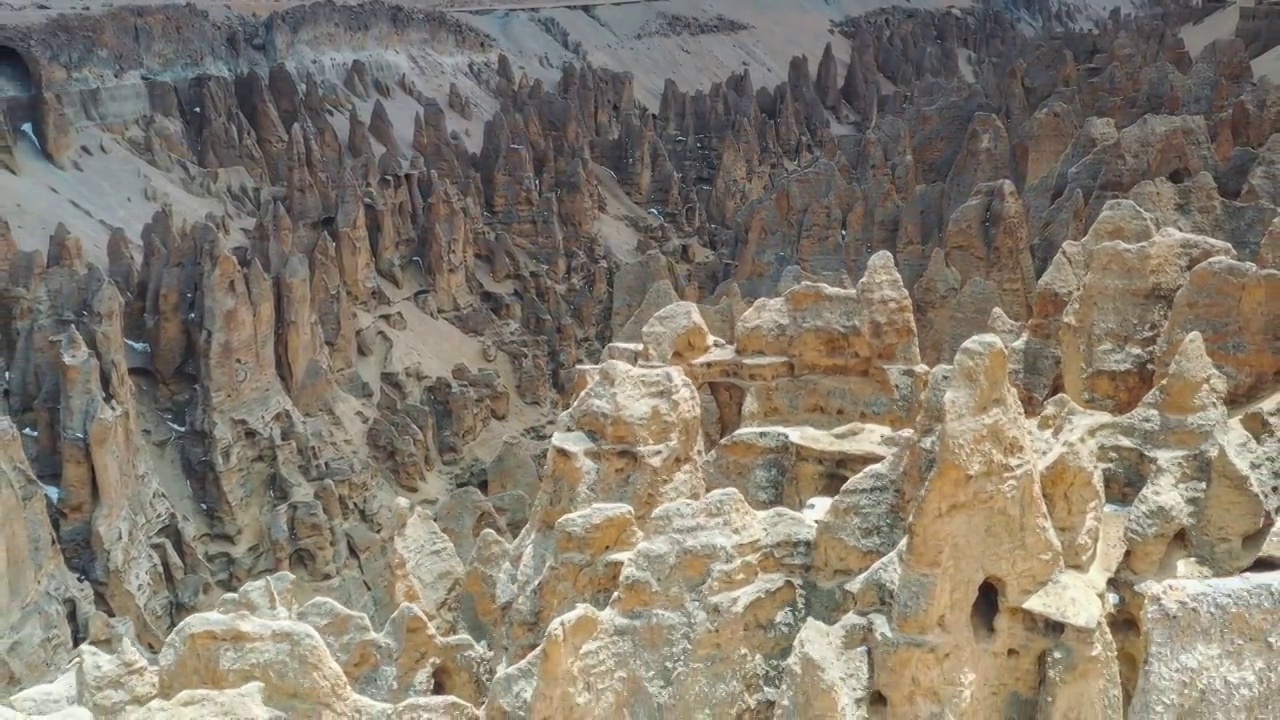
{"left": 1059, "top": 202, "right": 1236, "bottom": 413}
{"left": 729, "top": 160, "right": 853, "bottom": 298}
{"left": 681, "top": 252, "right": 925, "bottom": 433}
{"left": 1153, "top": 256, "right": 1280, "bottom": 405}
{"left": 0, "top": 419, "right": 93, "bottom": 690}
{"left": 5, "top": 0, "right": 1280, "bottom": 716}
{"left": 487, "top": 489, "right": 812, "bottom": 717}
{"left": 2, "top": 573, "right": 488, "bottom": 717}
{"left": 1128, "top": 572, "right": 1280, "bottom": 716}
{"left": 496, "top": 359, "right": 703, "bottom": 665}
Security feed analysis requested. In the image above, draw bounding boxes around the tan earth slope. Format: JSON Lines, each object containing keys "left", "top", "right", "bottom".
{"left": 1, "top": 0, "right": 1279, "bottom": 716}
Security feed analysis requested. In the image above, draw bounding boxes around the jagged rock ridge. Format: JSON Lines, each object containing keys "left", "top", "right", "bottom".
{"left": 1, "top": 0, "right": 1278, "bottom": 716}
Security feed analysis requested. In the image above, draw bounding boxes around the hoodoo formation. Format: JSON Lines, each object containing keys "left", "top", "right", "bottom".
{"left": 0, "top": 0, "right": 1277, "bottom": 716}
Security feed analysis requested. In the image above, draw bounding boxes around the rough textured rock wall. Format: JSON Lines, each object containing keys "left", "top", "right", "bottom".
{"left": 7, "top": 240, "right": 1276, "bottom": 716}
{"left": 1, "top": 0, "right": 1279, "bottom": 715}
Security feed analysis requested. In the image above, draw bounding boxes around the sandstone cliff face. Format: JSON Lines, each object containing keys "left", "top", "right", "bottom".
{"left": 13, "top": 218, "right": 1274, "bottom": 716}
{"left": 3, "top": 0, "right": 1280, "bottom": 716}
{"left": 676, "top": 251, "right": 925, "bottom": 435}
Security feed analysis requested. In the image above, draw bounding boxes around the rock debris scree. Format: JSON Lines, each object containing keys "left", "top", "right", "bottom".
{"left": 1, "top": 0, "right": 1279, "bottom": 716}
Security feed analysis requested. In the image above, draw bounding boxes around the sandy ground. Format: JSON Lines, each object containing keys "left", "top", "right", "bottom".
{"left": 0, "top": 0, "right": 966, "bottom": 86}
{"left": 0, "top": 0, "right": 967, "bottom": 256}
{"left": 1179, "top": 1, "right": 1244, "bottom": 60}
{"left": 1252, "top": 41, "right": 1280, "bottom": 78}
{"left": 457, "top": 0, "right": 974, "bottom": 109}
{"left": 0, "top": 0, "right": 653, "bottom": 24}
{"left": 320, "top": 48, "right": 495, "bottom": 151}
{"left": 0, "top": 44, "right": 490, "bottom": 258}
{"left": 591, "top": 162, "right": 645, "bottom": 262}
{"left": 353, "top": 294, "right": 552, "bottom": 466}
{"left": 1177, "top": 0, "right": 1280, "bottom": 79}
{"left": 0, "top": 127, "right": 242, "bottom": 262}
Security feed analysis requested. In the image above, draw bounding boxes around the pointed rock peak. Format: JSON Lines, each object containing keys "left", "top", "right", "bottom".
{"left": 371, "top": 98, "right": 396, "bottom": 131}
{"left": 925, "top": 246, "right": 948, "bottom": 269}
{"left": 92, "top": 275, "right": 124, "bottom": 314}
{"left": 407, "top": 152, "right": 426, "bottom": 174}
{"left": 858, "top": 251, "right": 915, "bottom": 317}
{"left": 788, "top": 54, "right": 813, "bottom": 86}
{"left": 145, "top": 206, "right": 176, "bottom": 241}
{"left": 1039, "top": 241, "right": 1081, "bottom": 284}
{"left": 346, "top": 107, "right": 371, "bottom": 159}
{"left": 968, "top": 111, "right": 1008, "bottom": 135}
{"left": 208, "top": 237, "right": 240, "bottom": 279}
{"left": 377, "top": 150, "right": 404, "bottom": 177}
{"left": 816, "top": 43, "right": 839, "bottom": 93}
{"left": 988, "top": 307, "right": 1024, "bottom": 343}
{"left": 245, "top": 257, "right": 276, "bottom": 311}
{"left": 497, "top": 53, "right": 515, "bottom": 84}
{"left": 269, "top": 62, "right": 300, "bottom": 94}
{"left": 337, "top": 167, "right": 361, "bottom": 204}
{"left": 315, "top": 230, "right": 337, "bottom": 260}
{"left": 191, "top": 221, "right": 230, "bottom": 265}
{"left": 107, "top": 227, "right": 132, "bottom": 256}
{"left": 47, "top": 222, "right": 86, "bottom": 270}
{"left": 917, "top": 247, "right": 960, "bottom": 290}
{"left": 949, "top": 333, "right": 1012, "bottom": 412}
{"left": 303, "top": 73, "right": 324, "bottom": 113}
{"left": 0, "top": 216, "right": 16, "bottom": 280}
{"left": 287, "top": 121, "right": 305, "bottom": 148}
{"left": 344, "top": 59, "right": 370, "bottom": 99}
{"left": 1145, "top": 332, "right": 1227, "bottom": 417}
{"left": 273, "top": 201, "right": 293, "bottom": 234}
{"left": 55, "top": 324, "right": 91, "bottom": 362}
{"left": 862, "top": 250, "right": 904, "bottom": 286}
{"left": 1082, "top": 199, "right": 1157, "bottom": 246}
{"left": 991, "top": 178, "right": 1021, "bottom": 206}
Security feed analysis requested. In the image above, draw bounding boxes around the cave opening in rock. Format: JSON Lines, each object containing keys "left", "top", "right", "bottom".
{"left": 431, "top": 665, "right": 460, "bottom": 697}
{"left": 868, "top": 690, "right": 889, "bottom": 719}
{"left": 970, "top": 578, "right": 1001, "bottom": 642}
{"left": 0, "top": 45, "right": 36, "bottom": 154}
{"left": 289, "top": 548, "right": 316, "bottom": 575}
{"left": 1157, "top": 528, "right": 1192, "bottom": 576}
{"left": 1108, "top": 610, "right": 1143, "bottom": 707}
{"left": 819, "top": 469, "right": 847, "bottom": 499}
{"left": 1244, "top": 556, "right": 1280, "bottom": 573}
{"left": 0, "top": 46, "right": 34, "bottom": 98}
{"left": 1117, "top": 648, "right": 1139, "bottom": 707}
{"left": 63, "top": 598, "right": 82, "bottom": 647}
